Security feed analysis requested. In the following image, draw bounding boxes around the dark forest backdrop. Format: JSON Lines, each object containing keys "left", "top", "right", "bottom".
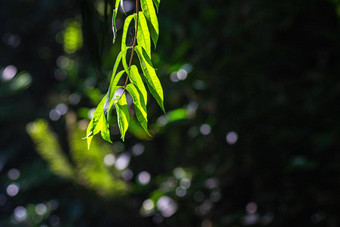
{"left": 1, "top": 0, "right": 340, "bottom": 226}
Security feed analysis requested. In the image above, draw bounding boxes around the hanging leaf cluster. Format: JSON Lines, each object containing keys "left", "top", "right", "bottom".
{"left": 85, "top": 0, "right": 163, "bottom": 149}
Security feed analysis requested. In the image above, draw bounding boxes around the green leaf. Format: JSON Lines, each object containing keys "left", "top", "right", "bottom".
{"left": 115, "top": 93, "right": 130, "bottom": 141}
{"left": 122, "top": 48, "right": 130, "bottom": 76}
{"left": 85, "top": 120, "right": 94, "bottom": 149}
{"left": 85, "top": 94, "right": 112, "bottom": 149}
{"left": 152, "top": 0, "right": 160, "bottom": 13}
{"left": 100, "top": 114, "right": 112, "bottom": 143}
{"left": 140, "top": 0, "right": 159, "bottom": 47}
{"left": 121, "top": 14, "right": 135, "bottom": 51}
{"left": 128, "top": 118, "right": 153, "bottom": 140}
{"left": 115, "top": 0, "right": 120, "bottom": 9}
{"left": 130, "top": 65, "right": 147, "bottom": 106}
{"left": 112, "top": 9, "right": 118, "bottom": 44}
{"left": 112, "top": 0, "right": 121, "bottom": 44}
{"left": 135, "top": 46, "right": 165, "bottom": 112}
{"left": 137, "top": 11, "right": 151, "bottom": 58}
{"left": 104, "top": 52, "right": 123, "bottom": 119}
{"left": 126, "top": 83, "right": 151, "bottom": 136}
{"left": 104, "top": 70, "right": 125, "bottom": 120}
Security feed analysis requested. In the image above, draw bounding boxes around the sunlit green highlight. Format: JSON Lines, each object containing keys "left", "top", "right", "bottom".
{"left": 63, "top": 20, "right": 83, "bottom": 54}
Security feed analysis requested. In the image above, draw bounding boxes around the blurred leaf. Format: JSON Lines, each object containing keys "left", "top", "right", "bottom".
{"left": 67, "top": 114, "right": 127, "bottom": 197}
{"left": 63, "top": 20, "right": 83, "bottom": 54}
{"left": 26, "top": 120, "right": 74, "bottom": 179}
{"left": 0, "top": 72, "right": 32, "bottom": 98}
{"left": 128, "top": 118, "right": 153, "bottom": 140}
{"left": 166, "top": 108, "right": 187, "bottom": 123}
{"left": 86, "top": 88, "right": 103, "bottom": 105}
{"left": 27, "top": 115, "right": 127, "bottom": 198}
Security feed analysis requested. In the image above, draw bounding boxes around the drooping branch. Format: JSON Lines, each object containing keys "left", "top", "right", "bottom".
{"left": 120, "top": 0, "right": 140, "bottom": 98}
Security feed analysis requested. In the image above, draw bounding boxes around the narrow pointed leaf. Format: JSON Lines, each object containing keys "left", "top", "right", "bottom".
{"left": 104, "top": 52, "right": 123, "bottom": 119}
{"left": 107, "top": 85, "right": 124, "bottom": 116}
{"left": 152, "top": 0, "right": 160, "bottom": 13}
{"left": 130, "top": 65, "right": 147, "bottom": 106}
{"left": 86, "top": 94, "right": 111, "bottom": 149}
{"left": 135, "top": 46, "right": 165, "bottom": 112}
{"left": 121, "top": 14, "right": 135, "bottom": 51}
{"left": 126, "top": 84, "right": 151, "bottom": 136}
{"left": 115, "top": 93, "right": 130, "bottom": 141}
{"left": 112, "top": 0, "right": 120, "bottom": 43}
{"left": 115, "top": 0, "right": 120, "bottom": 9}
{"left": 140, "top": 0, "right": 159, "bottom": 47}
{"left": 104, "top": 70, "right": 125, "bottom": 120}
{"left": 101, "top": 114, "right": 112, "bottom": 143}
{"left": 137, "top": 11, "right": 151, "bottom": 58}
{"left": 122, "top": 48, "right": 130, "bottom": 76}
{"left": 112, "top": 9, "right": 118, "bottom": 44}
{"left": 108, "top": 71, "right": 125, "bottom": 101}
{"left": 113, "top": 0, "right": 121, "bottom": 41}
{"left": 85, "top": 120, "right": 94, "bottom": 150}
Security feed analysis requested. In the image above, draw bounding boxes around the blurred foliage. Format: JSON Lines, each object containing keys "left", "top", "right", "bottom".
{"left": 27, "top": 114, "right": 127, "bottom": 197}
{"left": 1, "top": 0, "right": 340, "bottom": 226}
{"left": 63, "top": 20, "right": 83, "bottom": 54}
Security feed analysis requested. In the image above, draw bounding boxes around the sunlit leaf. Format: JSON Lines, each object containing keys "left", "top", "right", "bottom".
{"left": 115, "top": 0, "right": 120, "bottom": 9}
{"left": 100, "top": 114, "right": 112, "bottom": 143}
{"left": 140, "top": 0, "right": 159, "bottom": 47}
{"left": 122, "top": 48, "right": 130, "bottom": 76}
{"left": 137, "top": 11, "right": 151, "bottom": 58}
{"left": 121, "top": 14, "right": 135, "bottom": 51}
{"left": 86, "top": 94, "right": 112, "bottom": 149}
{"left": 115, "top": 93, "right": 130, "bottom": 141}
{"left": 121, "top": 13, "right": 134, "bottom": 76}
{"left": 130, "top": 65, "right": 147, "bottom": 106}
{"left": 135, "top": 45, "right": 165, "bottom": 112}
{"left": 126, "top": 83, "right": 150, "bottom": 136}
{"left": 104, "top": 71, "right": 125, "bottom": 120}
{"left": 104, "top": 52, "right": 123, "bottom": 119}
{"left": 86, "top": 0, "right": 163, "bottom": 144}
{"left": 86, "top": 120, "right": 94, "bottom": 149}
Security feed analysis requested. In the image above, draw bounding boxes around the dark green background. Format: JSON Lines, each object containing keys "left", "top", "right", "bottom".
{"left": 1, "top": 0, "right": 340, "bottom": 226}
